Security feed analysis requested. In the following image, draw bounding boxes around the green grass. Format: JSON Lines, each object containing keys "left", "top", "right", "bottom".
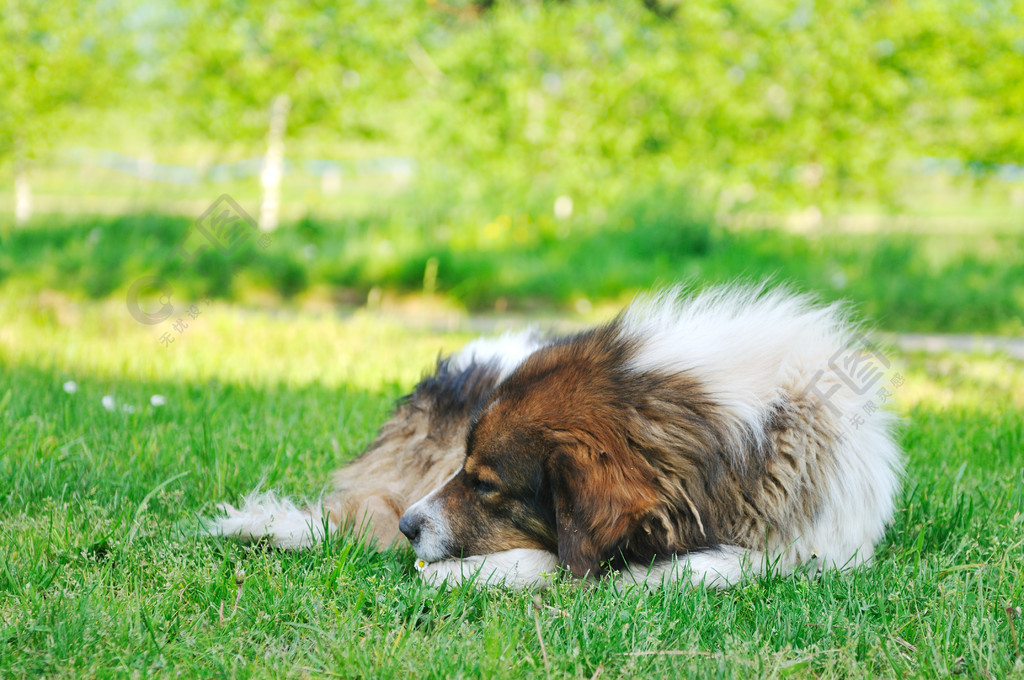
{"left": 2, "top": 201, "right": 1023, "bottom": 334}
{"left": 1, "top": 296, "right": 1022, "bottom": 678}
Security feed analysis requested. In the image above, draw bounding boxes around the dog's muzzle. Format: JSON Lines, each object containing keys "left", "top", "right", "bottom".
{"left": 398, "top": 497, "right": 452, "bottom": 562}
{"left": 398, "top": 512, "right": 422, "bottom": 545}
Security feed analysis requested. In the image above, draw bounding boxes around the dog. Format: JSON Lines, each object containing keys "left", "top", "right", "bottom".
{"left": 210, "top": 284, "right": 903, "bottom": 589}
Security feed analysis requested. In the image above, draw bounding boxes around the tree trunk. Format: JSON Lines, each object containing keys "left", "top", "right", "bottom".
{"left": 14, "top": 166, "right": 32, "bottom": 226}
{"left": 258, "top": 93, "right": 291, "bottom": 233}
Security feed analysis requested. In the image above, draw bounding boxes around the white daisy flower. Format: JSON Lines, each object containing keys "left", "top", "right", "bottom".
{"left": 414, "top": 559, "right": 428, "bottom": 573}
{"left": 63, "top": 381, "right": 78, "bottom": 394}
{"left": 101, "top": 395, "right": 116, "bottom": 411}
{"left": 150, "top": 395, "right": 167, "bottom": 407}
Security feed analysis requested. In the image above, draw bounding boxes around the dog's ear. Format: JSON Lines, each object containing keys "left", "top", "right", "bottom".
{"left": 548, "top": 437, "right": 659, "bottom": 578}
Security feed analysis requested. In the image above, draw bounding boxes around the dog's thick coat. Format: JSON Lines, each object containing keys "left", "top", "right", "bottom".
{"left": 402, "top": 285, "right": 902, "bottom": 587}
{"left": 212, "top": 285, "right": 903, "bottom": 589}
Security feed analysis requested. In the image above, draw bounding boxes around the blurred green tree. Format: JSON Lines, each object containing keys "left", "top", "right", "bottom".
{"left": 158, "top": 0, "right": 427, "bottom": 230}
{"left": 3, "top": 0, "right": 1021, "bottom": 224}
{"left": 0, "top": 0, "right": 132, "bottom": 224}
{"left": 413, "top": 0, "right": 1024, "bottom": 211}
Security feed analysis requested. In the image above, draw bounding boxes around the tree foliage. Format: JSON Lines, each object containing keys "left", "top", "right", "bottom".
{"left": 1, "top": 0, "right": 1021, "bottom": 208}
{"left": 0, "top": 0, "right": 131, "bottom": 166}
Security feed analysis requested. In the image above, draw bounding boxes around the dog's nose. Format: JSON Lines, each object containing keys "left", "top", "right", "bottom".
{"left": 398, "top": 513, "right": 421, "bottom": 544}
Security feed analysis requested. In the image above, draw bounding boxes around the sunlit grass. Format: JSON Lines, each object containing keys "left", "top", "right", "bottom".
{"left": 0, "top": 293, "right": 473, "bottom": 392}
{"left": 4, "top": 292, "right": 1022, "bottom": 409}
{"left": 897, "top": 352, "right": 1024, "bottom": 411}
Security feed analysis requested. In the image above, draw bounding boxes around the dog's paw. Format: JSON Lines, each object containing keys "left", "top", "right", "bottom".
{"left": 417, "top": 549, "right": 560, "bottom": 589}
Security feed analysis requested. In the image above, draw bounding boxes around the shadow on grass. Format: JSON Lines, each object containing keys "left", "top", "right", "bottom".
{"left": 1, "top": 197, "right": 1021, "bottom": 333}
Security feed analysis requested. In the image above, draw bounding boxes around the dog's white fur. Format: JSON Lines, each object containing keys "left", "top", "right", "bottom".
{"left": 420, "top": 548, "right": 561, "bottom": 589}
{"left": 213, "top": 490, "right": 330, "bottom": 550}
{"left": 449, "top": 328, "right": 546, "bottom": 376}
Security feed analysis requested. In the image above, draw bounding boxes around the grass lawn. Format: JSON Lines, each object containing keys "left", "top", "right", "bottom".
{"left": 1, "top": 294, "right": 1022, "bottom": 678}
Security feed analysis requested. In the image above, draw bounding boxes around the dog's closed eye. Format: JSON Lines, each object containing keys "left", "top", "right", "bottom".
{"left": 474, "top": 480, "right": 498, "bottom": 496}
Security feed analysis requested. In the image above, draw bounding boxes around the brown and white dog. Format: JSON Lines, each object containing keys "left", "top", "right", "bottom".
{"left": 210, "top": 284, "right": 903, "bottom": 589}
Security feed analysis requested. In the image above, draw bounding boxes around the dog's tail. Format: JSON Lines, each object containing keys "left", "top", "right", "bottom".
{"left": 204, "top": 490, "right": 335, "bottom": 550}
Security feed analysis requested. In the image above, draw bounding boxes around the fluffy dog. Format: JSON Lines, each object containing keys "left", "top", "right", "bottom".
{"left": 211, "top": 284, "right": 903, "bottom": 589}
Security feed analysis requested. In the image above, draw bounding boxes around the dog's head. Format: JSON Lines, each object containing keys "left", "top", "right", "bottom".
{"left": 399, "top": 330, "right": 663, "bottom": 577}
